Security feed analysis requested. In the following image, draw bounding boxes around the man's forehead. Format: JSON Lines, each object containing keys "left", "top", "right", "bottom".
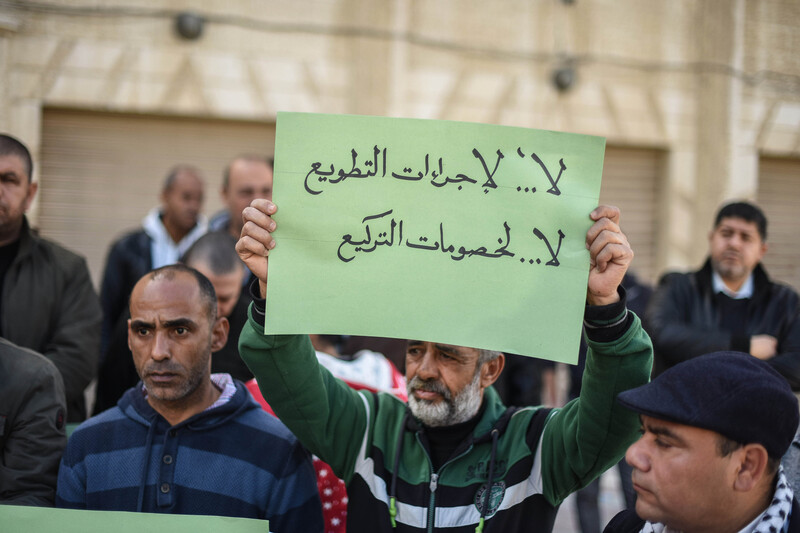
{"left": 133, "top": 273, "right": 200, "bottom": 303}
{"left": 716, "top": 217, "right": 760, "bottom": 234}
{"left": 171, "top": 173, "right": 203, "bottom": 192}
{"left": 0, "top": 153, "right": 26, "bottom": 174}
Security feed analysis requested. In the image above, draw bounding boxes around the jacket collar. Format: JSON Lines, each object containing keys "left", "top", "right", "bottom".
{"left": 698, "top": 258, "right": 772, "bottom": 299}
{"left": 10, "top": 216, "right": 36, "bottom": 265}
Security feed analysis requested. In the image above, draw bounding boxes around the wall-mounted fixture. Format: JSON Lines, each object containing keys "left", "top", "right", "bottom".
{"left": 552, "top": 65, "right": 576, "bottom": 92}
{"left": 175, "top": 11, "right": 205, "bottom": 41}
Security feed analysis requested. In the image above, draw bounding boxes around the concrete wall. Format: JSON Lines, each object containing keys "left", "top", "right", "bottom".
{"left": 2, "top": 0, "right": 799, "bottom": 275}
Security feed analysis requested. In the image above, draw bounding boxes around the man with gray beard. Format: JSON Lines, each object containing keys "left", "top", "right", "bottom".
{"left": 405, "top": 344, "right": 493, "bottom": 428}
{"left": 237, "top": 200, "right": 653, "bottom": 533}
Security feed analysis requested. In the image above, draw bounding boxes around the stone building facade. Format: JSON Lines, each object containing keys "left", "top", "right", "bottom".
{"left": 1, "top": 0, "right": 798, "bottom": 289}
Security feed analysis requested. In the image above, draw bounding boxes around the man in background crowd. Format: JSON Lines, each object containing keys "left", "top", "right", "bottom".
{"left": 0, "top": 133, "right": 101, "bottom": 422}
{"left": 645, "top": 200, "right": 800, "bottom": 388}
{"left": 99, "top": 164, "right": 207, "bottom": 356}
{"left": 210, "top": 155, "right": 273, "bottom": 241}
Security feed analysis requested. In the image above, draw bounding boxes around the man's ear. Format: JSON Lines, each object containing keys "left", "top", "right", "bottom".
{"left": 732, "top": 444, "right": 770, "bottom": 493}
{"left": 479, "top": 353, "right": 505, "bottom": 388}
{"left": 211, "top": 317, "right": 230, "bottom": 353}
{"left": 23, "top": 181, "right": 38, "bottom": 212}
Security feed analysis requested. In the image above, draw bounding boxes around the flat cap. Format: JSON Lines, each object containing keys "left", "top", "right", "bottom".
{"left": 617, "top": 351, "right": 799, "bottom": 458}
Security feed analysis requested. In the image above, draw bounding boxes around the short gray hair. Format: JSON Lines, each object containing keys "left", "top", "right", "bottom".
{"left": 478, "top": 349, "right": 502, "bottom": 365}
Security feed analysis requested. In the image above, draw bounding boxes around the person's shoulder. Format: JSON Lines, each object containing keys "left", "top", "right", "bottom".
{"left": 65, "top": 404, "right": 127, "bottom": 446}
{"left": 657, "top": 269, "right": 693, "bottom": 285}
{"left": 108, "top": 227, "right": 150, "bottom": 250}
{"left": 0, "top": 337, "right": 60, "bottom": 378}
{"left": 74, "top": 403, "right": 129, "bottom": 433}
{"left": 208, "top": 209, "right": 231, "bottom": 232}
{"left": 760, "top": 270, "right": 800, "bottom": 303}
{"left": 28, "top": 232, "right": 89, "bottom": 269}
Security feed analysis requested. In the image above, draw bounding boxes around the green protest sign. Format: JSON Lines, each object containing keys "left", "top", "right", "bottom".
{"left": 267, "top": 112, "right": 605, "bottom": 363}
{"left": 0, "top": 505, "right": 267, "bottom": 533}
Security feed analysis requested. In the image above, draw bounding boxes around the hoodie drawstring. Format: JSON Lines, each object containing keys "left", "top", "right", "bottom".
{"left": 389, "top": 411, "right": 410, "bottom": 528}
{"left": 136, "top": 420, "right": 157, "bottom": 512}
{"left": 475, "top": 428, "right": 500, "bottom": 533}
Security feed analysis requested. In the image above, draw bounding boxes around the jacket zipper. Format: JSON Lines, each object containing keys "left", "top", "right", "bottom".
{"left": 427, "top": 472, "right": 438, "bottom": 533}
{"left": 415, "top": 431, "right": 475, "bottom": 533}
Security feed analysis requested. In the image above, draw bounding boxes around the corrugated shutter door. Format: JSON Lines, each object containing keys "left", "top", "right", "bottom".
{"left": 38, "top": 108, "right": 276, "bottom": 288}
{"left": 758, "top": 157, "right": 800, "bottom": 292}
{"left": 599, "top": 147, "right": 664, "bottom": 285}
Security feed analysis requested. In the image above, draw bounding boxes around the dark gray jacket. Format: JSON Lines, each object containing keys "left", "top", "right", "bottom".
{"left": 1, "top": 217, "right": 101, "bottom": 421}
{"left": 0, "top": 337, "right": 67, "bottom": 506}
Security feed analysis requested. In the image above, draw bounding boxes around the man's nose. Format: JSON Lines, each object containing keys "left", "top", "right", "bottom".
{"left": 728, "top": 233, "right": 743, "bottom": 248}
{"left": 151, "top": 331, "right": 170, "bottom": 361}
{"left": 416, "top": 346, "right": 439, "bottom": 380}
{"left": 625, "top": 437, "right": 650, "bottom": 472}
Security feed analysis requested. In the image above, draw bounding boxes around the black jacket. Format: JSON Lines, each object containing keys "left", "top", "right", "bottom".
{"left": 645, "top": 259, "right": 800, "bottom": 389}
{"left": 0, "top": 337, "right": 67, "bottom": 506}
{"left": 99, "top": 229, "right": 151, "bottom": 356}
{"left": 1, "top": 218, "right": 101, "bottom": 422}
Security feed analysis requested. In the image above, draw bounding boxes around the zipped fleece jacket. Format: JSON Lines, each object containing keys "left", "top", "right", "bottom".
{"left": 239, "top": 292, "right": 653, "bottom": 532}
{"left": 56, "top": 377, "right": 324, "bottom": 532}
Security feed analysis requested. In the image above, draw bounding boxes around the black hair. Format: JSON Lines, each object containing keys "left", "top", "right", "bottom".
{"left": 0, "top": 134, "right": 33, "bottom": 182}
{"left": 714, "top": 201, "right": 768, "bottom": 241}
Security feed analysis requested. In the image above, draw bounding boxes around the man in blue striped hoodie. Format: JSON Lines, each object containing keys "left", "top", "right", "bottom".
{"left": 56, "top": 264, "right": 323, "bottom": 532}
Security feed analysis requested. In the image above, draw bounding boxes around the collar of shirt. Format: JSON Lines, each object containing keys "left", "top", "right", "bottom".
{"left": 712, "top": 270, "right": 754, "bottom": 299}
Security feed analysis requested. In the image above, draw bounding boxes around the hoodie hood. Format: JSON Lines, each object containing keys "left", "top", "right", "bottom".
{"left": 118, "top": 377, "right": 259, "bottom": 432}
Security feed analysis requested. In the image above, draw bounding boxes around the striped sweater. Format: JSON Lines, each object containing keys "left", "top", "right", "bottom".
{"left": 56, "top": 376, "right": 323, "bottom": 532}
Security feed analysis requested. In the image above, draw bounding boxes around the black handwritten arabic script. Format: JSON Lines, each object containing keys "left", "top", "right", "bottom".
{"left": 304, "top": 146, "right": 567, "bottom": 196}
{"left": 337, "top": 209, "right": 565, "bottom": 267}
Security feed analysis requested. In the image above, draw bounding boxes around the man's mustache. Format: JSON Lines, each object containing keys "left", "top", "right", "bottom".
{"left": 408, "top": 376, "right": 451, "bottom": 401}
{"left": 143, "top": 362, "right": 184, "bottom": 376}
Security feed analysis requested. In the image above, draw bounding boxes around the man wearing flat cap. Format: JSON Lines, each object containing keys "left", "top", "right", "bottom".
{"left": 605, "top": 351, "right": 800, "bottom": 533}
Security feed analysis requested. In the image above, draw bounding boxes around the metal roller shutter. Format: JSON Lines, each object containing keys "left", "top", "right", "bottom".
{"left": 758, "top": 157, "right": 800, "bottom": 292}
{"left": 38, "top": 108, "right": 275, "bottom": 288}
{"left": 599, "top": 147, "right": 664, "bottom": 286}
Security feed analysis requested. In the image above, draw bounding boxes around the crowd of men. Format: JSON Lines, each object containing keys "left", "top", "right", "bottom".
{"left": 2, "top": 129, "right": 800, "bottom": 533}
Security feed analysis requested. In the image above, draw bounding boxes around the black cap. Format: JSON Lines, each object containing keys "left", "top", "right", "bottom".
{"left": 617, "top": 351, "right": 799, "bottom": 458}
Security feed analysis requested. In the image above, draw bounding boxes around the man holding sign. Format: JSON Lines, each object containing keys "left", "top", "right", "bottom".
{"left": 237, "top": 199, "right": 652, "bottom": 532}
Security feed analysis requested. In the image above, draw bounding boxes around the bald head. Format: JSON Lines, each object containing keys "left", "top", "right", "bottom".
{"left": 159, "top": 165, "right": 204, "bottom": 242}
{"left": 131, "top": 264, "right": 217, "bottom": 323}
{"left": 222, "top": 155, "right": 273, "bottom": 237}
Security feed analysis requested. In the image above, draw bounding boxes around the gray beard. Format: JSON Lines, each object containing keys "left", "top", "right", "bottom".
{"left": 407, "top": 371, "right": 483, "bottom": 428}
